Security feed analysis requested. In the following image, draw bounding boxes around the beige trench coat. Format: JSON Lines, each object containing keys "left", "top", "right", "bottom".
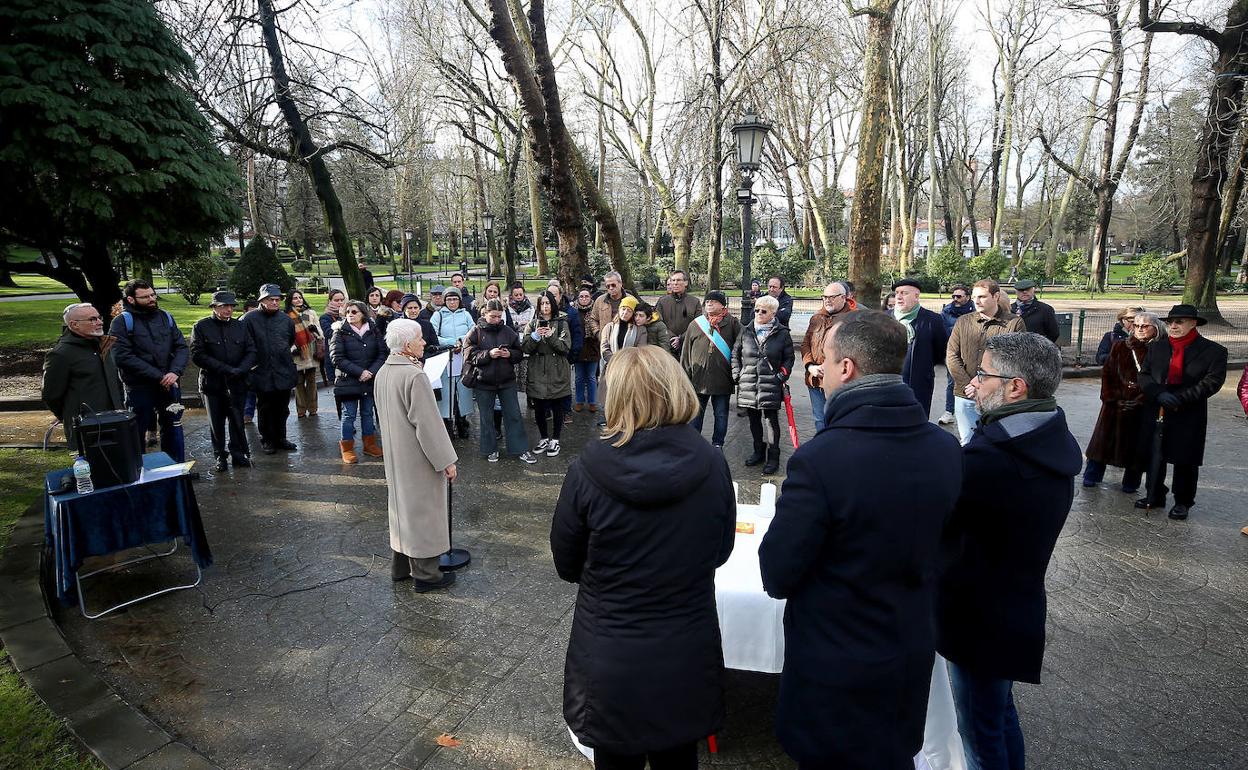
{"left": 374, "top": 352, "right": 458, "bottom": 558}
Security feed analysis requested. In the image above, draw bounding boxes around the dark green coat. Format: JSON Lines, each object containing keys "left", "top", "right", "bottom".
{"left": 41, "top": 331, "right": 124, "bottom": 446}
{"left": 680, "top": 314, "right": 742, "bottom": 395}
{"left": 522, "top": 313, "right": 572, "bottom": 400}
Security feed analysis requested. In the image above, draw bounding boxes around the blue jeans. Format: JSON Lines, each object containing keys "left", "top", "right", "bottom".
{"left": 807, "top": 385, "right": 828, "bottom": 432}
{"left": 954, "top": 396, "right": 980, "bottom": 445}
{"left": 475, "top": 387, "right": 528, "bottom": 456}
{"left": 948, "top": 660, "right": 1025, "bottom": 770}
{"left": 126, "top": 384, "right": 183, "bottom": 461}
{"left": 574, "top": 361, "right": 598, "bottom": 406}
{"left": 340, "top": 394, "right": 376, "bottom": 441}
{"left": 945, "top": 371, "right": 956, "bottom": 413}
{"left": 692, "top": 393, "right": 730, "bottom": 446}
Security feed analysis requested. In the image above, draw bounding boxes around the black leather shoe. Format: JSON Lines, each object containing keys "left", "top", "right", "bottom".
{"left": 412, "top": 571, "right": 456, "bottom": 593}
{"left": 213, "top": 457, "right": 229, "bottom": 472}
{"left": 1134, "top": 497, "right": 1162, "bottom": 510}
{"left": 1168, "top": 504, "right": 1189, "bottom": 520}
{"left": 277, "top": 440, "right": 297, "bottom": 451}
{"left": 744, "top": 443, "right": 765, "bottom": 466}
{"left": 260, "top": 442, "right": 276, "bottom": 455}
{"left": 391, "top": 550, "right": 411, "bottom": 582}
{"left": 232, "top": 455, "right": 252, "bottom": 468}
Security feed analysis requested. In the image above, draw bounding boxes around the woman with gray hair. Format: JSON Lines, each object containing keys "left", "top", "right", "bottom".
{"left": 1082, "top": 310, "right": 1166, "bottom": 491}
{"left": 732, "top": 294, "right": 794, "bottom": 475}
{"left": 373, "top": 320, "right": 458, "bottom": 591}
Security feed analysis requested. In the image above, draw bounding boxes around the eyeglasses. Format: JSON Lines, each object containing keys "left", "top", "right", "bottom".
{"left": 754, "top": 309, "right": 771, "bottom": 314}
{"left": 822, "top": 293, "right": 844, "bottom": 300}
{"left": 345, "top": 309, "right": 362, "bottom": 316}
{"left": 951, "top": 294, "right": 966, "bottom": 300}
{"left": 975, "top": 369, "right": 1016, "bottom": 382}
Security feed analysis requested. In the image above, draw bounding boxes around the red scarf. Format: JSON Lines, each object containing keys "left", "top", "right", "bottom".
{"left": 1167, "top": 328, "right": 1198, "bottom": 384}
{"left": 705, "top": 307, "right": 727, "bottom": 328}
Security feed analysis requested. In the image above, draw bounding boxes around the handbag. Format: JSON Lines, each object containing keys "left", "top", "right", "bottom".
{"left": 460, "top": 328, "right": 481, "bottom": 388}
{"left": 313, "top": 335, "right": 326, "bottom": 362}
{"left": 333, "top": 377, "right": 365, "bottom": 400}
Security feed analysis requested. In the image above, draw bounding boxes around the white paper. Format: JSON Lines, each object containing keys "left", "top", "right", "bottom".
{"left": 139, "top": 461, "right": 195, "bottom": 482}
{"left": 423, "top": 351, "right": 449, "bottom": 389}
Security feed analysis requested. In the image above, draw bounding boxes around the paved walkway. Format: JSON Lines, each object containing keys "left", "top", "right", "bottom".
{"left": 35, "top": 369, "right": 1248, "bottom": 770}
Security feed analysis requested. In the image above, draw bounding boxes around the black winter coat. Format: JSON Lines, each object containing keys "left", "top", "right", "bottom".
{"left": 242, "top": 309, "right": 297, "bottom": 392}
{"left": 190, "top": 316, "right": 256, "bottom": 396}
{"left": 107, "top": 308, "right": 189, "bottom": 389}
{"left": 1011, "top": 299, "right": 1060, "bottom": 342}
{"left": 774, "top": 290, "right": 795, "bottom": 327}
{"left": 330, "top": 321, "right": 388, "bottom": 398}
{"left": 900, "top": 306, "right": 948, "bottom": 417}
{"left": 938, "top": 407, "right": 1081, "bottom": 684}
{"left": 731, "top": 323, "right": 794, "bottom": 410}
{"left": 1136, "top": 333, "right": 1228, "bottom": 466}
{"left": 759, "top": 379, "right": 962, "bottom": 768}
{"left": 552, "top": 424, "right": 735, "bottom": 755}
{"left": 41, "top": 331, "right": 125, "bottom": 446}
{"left": 462, "top": 319, "right": 523, "bottom": 391}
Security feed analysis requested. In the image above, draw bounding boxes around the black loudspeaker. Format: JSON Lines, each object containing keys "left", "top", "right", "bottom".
{"left": 74, "top": 410, "right": 142, "bottom": 489}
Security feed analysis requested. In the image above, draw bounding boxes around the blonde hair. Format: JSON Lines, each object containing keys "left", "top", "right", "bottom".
{"left": 602, "top": 347, "right": 699, "bottom": 447}
{"left": 1119, "top": 305, "right": 1146, "bottom": 322}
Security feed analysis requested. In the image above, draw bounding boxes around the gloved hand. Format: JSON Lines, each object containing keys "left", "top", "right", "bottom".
{"left": 1157, "top": 392, "right": 1181, "bottom": 409}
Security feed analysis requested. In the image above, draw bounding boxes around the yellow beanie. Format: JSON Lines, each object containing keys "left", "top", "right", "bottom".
{"left": 620, "top": 295, "right": 638, "bottom": 311}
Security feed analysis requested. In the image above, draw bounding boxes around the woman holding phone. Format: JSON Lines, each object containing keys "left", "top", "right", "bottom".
{"left": 522, "top": 291, "right": 572, "bottom": 456}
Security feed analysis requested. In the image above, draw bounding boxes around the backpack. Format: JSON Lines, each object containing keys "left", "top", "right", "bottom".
{"left": 120, "top": 309, "right": 176, "bottom": 334}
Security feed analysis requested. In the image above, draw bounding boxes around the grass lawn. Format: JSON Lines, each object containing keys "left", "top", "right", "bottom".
{"left": 0, "top": 274, "right": 74, "bottom": 297}
{"left": 0, "top": 448, "right": 102, "bottom": 770}
{"left": 0, "top": 295, "right": 216, "bottom": 348}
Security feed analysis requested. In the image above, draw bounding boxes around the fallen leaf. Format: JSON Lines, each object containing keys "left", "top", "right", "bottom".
{"left": 435, "top": 733, "right": 462, "bottom": 748}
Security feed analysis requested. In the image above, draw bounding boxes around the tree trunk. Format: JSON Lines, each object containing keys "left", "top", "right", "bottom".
{"left": 524, "top": 140, "right": 546, "bottom": 275}
{"left": 0, "top": 256, "right": 14, "bottom": 288}
{"left": 671, "top": 218, "right": 696, "bottom": 278}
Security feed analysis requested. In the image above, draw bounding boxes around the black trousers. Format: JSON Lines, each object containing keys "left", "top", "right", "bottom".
{"left": 1146, "top": 462, "right": 1200, "bottom": 506}
{"left": 747, "top": 407, "right": 781, "bottom": 447}
{"left": 126, "top": 384, "right": 181, "bottom": 460}
{"left": 533, "top": 397, "right": 566, "bottom": 440}
{"left": 255, "top": 389, "right": 291, "bottom": 445}
{"left": 204, "top": 388, "right": 249, "bottom": 460}
{"left": 593, "top": 742, "right": 697, "bottom": 770}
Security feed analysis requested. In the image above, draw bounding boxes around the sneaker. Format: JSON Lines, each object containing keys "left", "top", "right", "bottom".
{"left": 534, "top": 438, "right": 550, "bottom": 453}
{"left": 546, "top": 439, "right": 561, "bottom": 457}
{"left": 937, "top": 411, "right": 955, "bottom": 425}
{"left": 487, "top": 452, "right": 499, "bottom": 463}
{"left": 519, "top": 451, "right": 539, "bottom": 464}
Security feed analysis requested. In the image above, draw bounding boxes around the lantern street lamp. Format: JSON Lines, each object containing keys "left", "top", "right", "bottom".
{"left": 482, "top": 211, "right": 496, "bottom": 279}
{"left": 731, "top": 108, "right": 772, "bottom": 320}
{"left": 403, "top": 228, "right": 415, "bottom": 292}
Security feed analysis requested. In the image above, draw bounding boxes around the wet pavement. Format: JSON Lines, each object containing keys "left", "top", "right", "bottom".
{"left": 47, "top": 366, "right": 1248, "bottom": 770}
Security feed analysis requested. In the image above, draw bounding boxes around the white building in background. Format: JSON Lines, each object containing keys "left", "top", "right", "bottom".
{"left": 913, "top": 220, "right": 994, "bottom": 258}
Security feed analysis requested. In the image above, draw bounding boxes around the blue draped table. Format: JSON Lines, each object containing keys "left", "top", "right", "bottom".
{"left": 43, "top": 452, "right": 213, "bottom": 606}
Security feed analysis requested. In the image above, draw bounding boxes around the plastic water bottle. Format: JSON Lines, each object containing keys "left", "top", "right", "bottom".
{"left": 73, "top": 456, "right": 93, "bottom": 495}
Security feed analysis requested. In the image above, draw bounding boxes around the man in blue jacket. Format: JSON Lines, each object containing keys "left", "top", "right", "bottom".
{"left": 108, "top": 279, "right": 189, "bottom": 460}
{"left": 938, "top": 284, "right": 974, "bottom": 424}
{"left": 938, "top": 332, "right": 1080, "bottom": 770}
{"left": 759, "top": 311, "right": 963, "bottom": 769}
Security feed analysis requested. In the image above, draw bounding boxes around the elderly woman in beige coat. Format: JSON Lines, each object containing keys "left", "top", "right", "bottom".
{"left": 374, "top": 319, "right": 459, "bottom": 592}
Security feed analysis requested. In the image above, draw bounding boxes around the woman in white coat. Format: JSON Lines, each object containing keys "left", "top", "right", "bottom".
{"left": 374, "top": 320, "right": 459, "bottom": 592}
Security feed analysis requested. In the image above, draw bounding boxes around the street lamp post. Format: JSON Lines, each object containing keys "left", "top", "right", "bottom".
{"left": 482, "top": 212, "right": 496, "bottom": 280}
{"left": 731, "top": 108, "right": 772, "bottom": 321}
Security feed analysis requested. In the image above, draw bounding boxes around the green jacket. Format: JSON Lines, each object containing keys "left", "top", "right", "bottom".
{"left": 522, "top": 313, "right": 573, "bottom": 400}
{"left": 41, "top": 330, "right": 125, "bottom": 446}
{"left": 680, "top": 313, "right": 742, "bottom": 395}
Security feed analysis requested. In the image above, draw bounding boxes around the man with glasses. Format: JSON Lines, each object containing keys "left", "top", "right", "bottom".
{"left": 587, "top": 270, "right": 626, "bottom": 336}
{"left": 656, "top": 269, "right": 701, "bottom": 357}
{"left": 242, "top": 283, "right": 298, "bottom": 454}
{"left": 799, "top": 281, "right": 853, "bottom": 431}
{"left": 938, "top": 332, "right": 1080, "bottom": 770}
{"left": 945, "top": 279, "right": 1026, "bottom": 444}
{"left": 42, "top": 303, "right": 125, "bottom": 448}
{"left": 938, "top": 285, "right": 975, "bottom": 424}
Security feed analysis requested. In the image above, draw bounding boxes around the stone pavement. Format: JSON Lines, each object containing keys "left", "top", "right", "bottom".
{"left": 38, "top": 367, "right": 1248, "bottom": 770}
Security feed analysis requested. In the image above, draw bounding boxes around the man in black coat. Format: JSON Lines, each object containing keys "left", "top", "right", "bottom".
{"left": 243, "top": 283, "right": 298, "bottom": 454}
{"left": 1009, "top": 280, "right": 1060, "bottom": 342}
{"left": 938, "top": 332, "right": 1081, "bottom": 770}
{"left": 42, "top": 303, "right": 124, "bottom": 448}
{"left": 759, "top": 312, "right": 963, "bottom": 770}
{"left": 357, "top": 260, "right": 375, "bottom": 292}
{"left": 892, "top": 278, "right": 948, "bottom": 417}
{"left": 190, "top": 291, "right": 256, "bottom": 472}
{"left": 107, "top": 279, "right": 189, "bottom": 460}
{"left": 765, "top": 275, "right": 795, "bottom": 327}
{"left": 1135, "top": 304, "right": 1228, "bottom": 519}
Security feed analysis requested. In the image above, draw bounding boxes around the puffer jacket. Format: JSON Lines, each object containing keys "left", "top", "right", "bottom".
{"left": 463, "top": 318, "right": 523, "bottom": 391}
{"left": 107, "top": 307, "right": 189, "bottom": 389}
{"left": 242, "top": 308, "right": 298, "bottom": 392}
{"left": 432, "top": 306, "right": 476, "bottom": 349}
{"left": 330, "top": 319, "right": 387, "bottom": 398}
{"left": 522, "top": 313, "right": 573, "bottom": 400}
{"left": 641, "top": 314, "right": 673, "bottom": 349}
{"left": 732, "top": 322, "right": 795, "bottom": 411}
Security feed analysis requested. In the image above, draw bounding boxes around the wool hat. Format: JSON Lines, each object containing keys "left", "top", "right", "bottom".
{"left": 400, "top": 293, "right": 421, "bottom": 311}
{"left": 619, "top": 295, "right": 639, "bottom": 312}
{"left": 443, "top": 287, "right": 461, "bottom": 301}
{"left": 1014, "top": 279, "right": 1038, "bottom": 291}
{"left": 891, "top": 278, "right": 922, "bottom": 291}
{"left": 431, "top": 284, "right": 445, "bottom": 295}
{"left": 257, "top": 283, "right": 283, "bottom": 299}
{"left": 1160, "top": 304, "right": 1207, "bottom": 326}
{"left": 704, "top": 290, "right": 728, "bottom": 306}
{"left": 210, "top": 290, "right": 238, "bottom": 306}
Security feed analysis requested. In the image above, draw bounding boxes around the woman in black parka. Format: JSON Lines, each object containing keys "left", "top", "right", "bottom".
{"left": 551, "top": 346, "right": 736, "bottom": 770}
{"left": 329, "top": 300, "right": 388, "bottom": 463}
{"left": 732, "top": 294, "right": 795, "bottom": 476}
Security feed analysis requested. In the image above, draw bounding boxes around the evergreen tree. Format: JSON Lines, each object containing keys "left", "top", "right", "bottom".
{"left": 229, "top": 237, "right": 293, "bottom": 299}
{"left": 0, "top": 0, "right": 238, "bottom": 318}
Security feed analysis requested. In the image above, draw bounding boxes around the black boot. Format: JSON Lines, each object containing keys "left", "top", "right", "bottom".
{"left": 456, "top": 416, "right": 471, "bottom": 438}
{"left": 744, "top": 441, "right": 765, "bottom": 466}
{"left": 762, "top": 445, "right": 781, "bottom": 475}
{"left": 444, "top": 418, "right": 455, "bottom": 439}
{"left": 391, "top": 550, "right": 411, "bottom": 582}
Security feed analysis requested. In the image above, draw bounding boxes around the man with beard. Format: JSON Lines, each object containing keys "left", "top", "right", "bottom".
{"left": 108, "top": 280, "right": 189, "bottom": 460}
{"left": 43, "top": 303, "right": 125, "bottom": 448}
{"left": 938, "top": 332, "right": 1080, "bottom": 770}
{"left": 243, "top": 284, "right": 299, "bottom": 454}
{"left": 799, "top": 281, "right": 854, "bottom": 431}
{"left": 946, "top": 279, "right": 1026, "bottom": 444}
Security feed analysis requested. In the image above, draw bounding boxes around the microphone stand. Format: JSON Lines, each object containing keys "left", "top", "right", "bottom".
{"left": 439, "top": 340, "right": 471, "bottom": 572}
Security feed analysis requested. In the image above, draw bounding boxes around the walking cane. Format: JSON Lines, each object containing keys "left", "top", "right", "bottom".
{"left": 1143, "top": 406, "right": 1167, "bottom": 509}
{"left": 440, "top": 344, "right": 471, "bottom": 571}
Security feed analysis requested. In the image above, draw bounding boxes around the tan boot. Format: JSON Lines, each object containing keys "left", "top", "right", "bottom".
{"left": 339, "top": 439, "right": 357, "bottom": 464}
{"left": 362, "top": 434, "right": 384, "bottom": 458}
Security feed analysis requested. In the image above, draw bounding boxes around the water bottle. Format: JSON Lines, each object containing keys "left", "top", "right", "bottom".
{"left": 73, "top": 455, "right": 94, "bottom": 495}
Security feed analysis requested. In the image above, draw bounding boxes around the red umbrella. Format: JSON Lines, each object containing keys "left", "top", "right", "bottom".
{"left": 781, "top": 368, "right": 799, "bottom": 448}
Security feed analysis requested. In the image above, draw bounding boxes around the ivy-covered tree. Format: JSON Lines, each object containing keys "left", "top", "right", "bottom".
{"left": 0, "top": 0, "right": 238, "bottom": 318}
{"left": 229, "top": 237, "right": 292, "bottom": 299}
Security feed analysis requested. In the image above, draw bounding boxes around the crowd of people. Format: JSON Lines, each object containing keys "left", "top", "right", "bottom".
{"left": 38, "top": 268, "right": 1247, "bottom": 770}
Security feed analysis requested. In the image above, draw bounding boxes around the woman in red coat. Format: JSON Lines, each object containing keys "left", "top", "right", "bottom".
{"left": 1082, "top": 311, "right": 1167, "bottom": 491}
